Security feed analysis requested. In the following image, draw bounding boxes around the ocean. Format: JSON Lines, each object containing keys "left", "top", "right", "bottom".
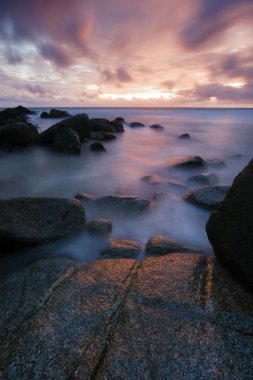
{"left": 1, "top": 107, "right": 253, "bottom": 277}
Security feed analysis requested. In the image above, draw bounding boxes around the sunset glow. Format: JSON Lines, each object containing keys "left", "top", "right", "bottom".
{"left": 0, "top": 0, "right": 253, "bottom": 107}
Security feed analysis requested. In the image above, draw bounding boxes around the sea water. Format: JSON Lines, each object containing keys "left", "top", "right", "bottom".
{"left": 1, "top": 107, "right": 253, "bottom": 277}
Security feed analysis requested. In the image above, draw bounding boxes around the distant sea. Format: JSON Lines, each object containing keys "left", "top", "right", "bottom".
{"left": 1, "top": 107, "right": 253, "bottom": 277}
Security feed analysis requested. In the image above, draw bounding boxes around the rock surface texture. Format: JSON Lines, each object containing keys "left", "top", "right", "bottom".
{"left": 185, "top": 186, "right": 229, "bottom": 209}
{"left": 0, "top": 197, "right": 85, "bottom": 248}
{"left": 206, "top": 158, "right": 253, "bottom": 291}
{"left": 0, "top": 254, "right": 252, "bottom": 379}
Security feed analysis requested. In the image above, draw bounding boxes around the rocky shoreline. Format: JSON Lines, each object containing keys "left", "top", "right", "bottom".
{"left": 0, "top": 106, "right": 253, "bottom": 378}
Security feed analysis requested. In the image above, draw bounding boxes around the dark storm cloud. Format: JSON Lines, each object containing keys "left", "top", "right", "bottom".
{"left": 181, "top": 0, "right": 253, "bottom": 48}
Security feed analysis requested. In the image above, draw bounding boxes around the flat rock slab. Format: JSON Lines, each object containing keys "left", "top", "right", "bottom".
{"left": 145, "top": 235, "right": 200, "bottom": 256}
{"left": 100, "top": 239, "right": 141, "bottom": 258}
{"left": 0, "top": 254, "right": 252, "bottom": 379}
{"left": 93, "top": 195, "right": 150, "bottom": 216}
{"left": 184, "top": 186, "right": 230, "bottom": 209}
{"left": 0, "top": 197, "right": 86, "bottom": 248}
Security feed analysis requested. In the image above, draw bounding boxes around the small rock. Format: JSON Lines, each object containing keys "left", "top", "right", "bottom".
{"left": 90, "top": 142, "right": 106, "bottom": 151}
{"left": 145, "top": 235, "right": 196, "bottom": 256}
{"left": 187, "top": 173, "right": 218, "bottom": 187}
{"left": 141, "top": 175, "right": 164, "bottom": 185}
{"left": 150, "top": 124, "right": 164, "bottom": 130}
{"left": 0, "top": 105, "right": 34, "bottom": 120}
{"left": 100, "top": 239, "right": 141, "bottom": 258}
{"left": 87, "top": 219, "right": 112, "bottom": 236}
{"left": 184, "top": 186, "right": 230, "bottom": 209}
{"left": 153, "top": 191, "right": 171, "bottom": 201}
{"left": 178, "top": 133, "right": 191, "bottom": 139}
{"left": 168, "top": 156, "right": 206, "bottom": 168}
{"left": 129, "top": 122, "right": 145, "bottom": 128}
{"left": 167, "top": 179, "right": 186, "bottom": 188}
{"left": 206, "top": 159, "right": 226, "bottom": 168}
{"left": 53, "top": 127, "right": 81, "bottom": 154}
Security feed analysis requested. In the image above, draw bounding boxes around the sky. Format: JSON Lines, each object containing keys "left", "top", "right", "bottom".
{"left": 0, "top": 0, "right": 253, "bottom": 107}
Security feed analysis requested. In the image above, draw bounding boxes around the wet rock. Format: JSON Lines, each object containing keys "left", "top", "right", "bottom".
{"left": 100, "top": 239, "right": 141, "bottom": 258}
{"left": 129, "top": 122, "right": 145, "bottom": 128}
{"left": 110, "top": 117, "right": 125, "bottom": 132}
{"left": 89, "top": 132, "right": 116, "bottom": 141}
{"left": 168, "top": 155, "right": 206, "bottom": 168}
{"left": 185, "top": 186, "right": 230, "bottom": 209}
{"left": 94, "top": 195, "right": 150, "bottom": 216}
{"left": 187, "top": 173, "right": 218, "bottom": 187}
{"left": 0, "top": 105, "right": 34, "bottom": 120}
{"left": 141, "top": 175, "right": 164, "bottom": 185}
{"left": 206, "top": 158, "right": 253, "bottom": 291}
{"left": 90, "top": 142, "right": 106, "bottom": 151}
{"left": 0, "top": 122, "right": 39, "bottom": 148}
{"left": 87, "top": 218, "right": 112, "bottom": 236}
{"left": 150, "top": 124, "right": 164, "bottom": 130}
{"left": 145, "top": 235, "right": 197, "bottom": 256}
{"left": 0, "top": 197, "right": 85, "bottom": 248}
{"left": 206, "top": 159, "right": 226, "bottom": 168}
{"left": 178, "top": 133, "right": 191, "bottom": 139}
{"left": 1, "top": 254, "right": 252, "bottom": 379}
{"left": 152, "top": 191, "right": 171, "bottom": 201}
{"left": 114, "top": 186, "right": 134, "bottom": 195}
{"left": 53, "top": 127, "right": 81, "bottom": 154}
{"left": 90, "top": 118, "right": 116, "bottom": 133}
{"left": 74, "top": 192, "right": 96, "bottom": 202}
{"left": 40, "top": 109, "right": 71, "bottom": 119}
{"left": 38, "top": 113, "right": 90, "bottom": 144}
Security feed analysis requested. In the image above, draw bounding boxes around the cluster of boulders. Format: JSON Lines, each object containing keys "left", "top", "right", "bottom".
{"left": 0, "top": 106, "right": 126, "bottom": 154}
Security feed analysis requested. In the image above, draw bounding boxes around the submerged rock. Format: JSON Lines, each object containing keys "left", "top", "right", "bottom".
{"left": 141, "top": 175, "right": 164, "bottom": 185}
{"left": 74, "top": 192, "right": 96, "bottom": 202}
{"left": 90, "top": 142, "right": 106, "bottom": 151}
{"left": 53, "top": 127, "right": 81, "bottom": 154}
{"left": 0, "top": 254, "right": 252, "bottom": 379}
{"left": 150, "top": 124, "right": 164, "bottom": 130}
{"left": 0, "top": 197, "right": 85, "bottom": 248}
{"left": 40, "top": 109, "right": 71, "bottom": 118}
{"left": 166, "top": 179, "right": 186, "bottom": 188}
{"left": 168, "top": 155, "right": 206, "bottom": 168}
{"left": 0, "top": 122, "right": 39, "bottom": 148}
{"left": 152, "top": 191, "right": 171, "bottom": 201}
{"left": 187, "top": 173, "right": 218, "bottom": 187}
{"left": 100, "top": 239, "right": 141, "bottom": 258}
{"left": 129, "top": 122, "right": 145, "bottom": 128}
{"left": 87, "top": 218, "right": 112, "bottom": 236}
{"left": 94, "top": 195, "right": 150, "bottom": 215}
{"left": 206, "top": 159, "right": 226, "bottom": 168}
{"left": 185, "top": 186, "right": 229, "bottom": 209}
{"left": 178, "top": 133, "right": 191, "bottom": 139}
{"left": 145, "top": 235, "right": 198, "bottom": 256}
{"left": 38, "top": 113, "right": 90, "bottom": 144}
{"left": 206, "top": 158, "right": 253, "bottom": 291}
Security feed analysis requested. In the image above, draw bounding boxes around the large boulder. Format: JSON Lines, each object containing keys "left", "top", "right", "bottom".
{"left": 53, "top": 127, "right": 81, "bottom": 154}
{"left": 88, "top": 132, "right": 116, "bottom": 141}
{"left": 40, "top": 109, "right": 71, "bottom": 118}
{"left": 0, "top": 254, "right": 252, "bottom": 379}
{"left": 100, "top": 239, "right": 141, "bottom": 258}
{"left": 145, "top": 235, "right": 198, "bottom": 256}
{"left": 187, "top": 173, "right": 218, "bottom": 187}
{"left": 110, "top": 117, "right": 125, "bottom": 132}
{"left": 184, "top": 186, "right": 229, "bottom": 209}
{"left": 206, "top": 159, "right": 253, "bottom": 291}
{"left": 0, "top": 197, "right": 85, "bottom": 248}
{"left": 93, "top": 195, "right": 150, "bottom": 216}
{"left": 87, "top": 218, "right": 112, "bottom": 236}
{"left": 38, "top": 113, "right": 90, "bottom": 144}
{"left": 0, "top": 122, "right": 39, "bottom": 148}
{"left": 90, "top": 118, "right": 116, "bottom": 133}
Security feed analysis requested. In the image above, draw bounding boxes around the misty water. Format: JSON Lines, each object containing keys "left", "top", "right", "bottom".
{"left": 1, "top": 107, "right": 253, "bottom": 278}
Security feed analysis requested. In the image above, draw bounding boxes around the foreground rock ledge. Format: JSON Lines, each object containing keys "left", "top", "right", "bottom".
{"left": 0, "top": 254, "right": 252, "bottom": 379}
